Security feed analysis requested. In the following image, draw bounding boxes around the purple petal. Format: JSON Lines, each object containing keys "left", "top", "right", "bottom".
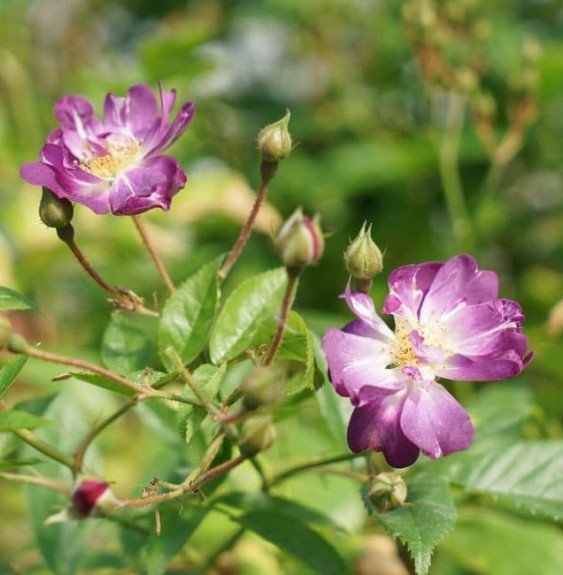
{"left": 383, "top": 262, "right": 442, "bottom": 321}
{"left": 347, "top": 394, "right": 420, "bottom": 468}
{"left": 440, "top": 299, "right": 526, "bottom": 357}
{"left": 20, "top": 162, "right": 62, "bottom": 195}
{"left": 321, "top": 328, "right": 397, "bottom": 401}
{"left": 342, "top": 283, "right": 395, "bottom": 342}
{"left": 419, "top": 255, "right": 499, "bottom": 323}
{"left": 438, "top": 348, "right": 527, "bottom": 381}
{"left": 54, "top": 95, "right": 103, "bottom": 159}
{"left": 109, "top": 156, "right": 186, "bottom": 215}
{"left": 103, "top": 84, "right": 160, "bottom": 142}
{"left": 144, "top": 101, "right": 196, "bottom": 157}
{"left": 400, "top": 380, "right": 474, "bottom": 459}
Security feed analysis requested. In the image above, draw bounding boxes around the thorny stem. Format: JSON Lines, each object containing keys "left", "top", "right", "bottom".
{"left": 57, "top": 224, "right": 159, "bottom": 316}
{"left": 0, "top": 472, "right": 70, "bottom": 494}
{"left": 267, "top": 451, "right": 365, "bottom": 488}
{"left": 438, "top": 92, "right": 474, "bottom": 251}
{"left": 21, "top": 345, "right": 143, "bottom": 396}
{"left": 218, "top": 160, "right": 278, "bottom": 281}
{"left": 71, "top": 374, "right": 190, "bottom": 475}
{"left": 73, "top": 402, "right": 134, "bottom": 475}
{"left": 57, "top": 225, "right": 115, "bottom": 294}
{"left": 132, "top": 215, "right": 175, "bottom": 294}
{"left": 12, "top": 429, "right": 75, "bottom": 469}
{"left": 121, "top": 455, "right": 246, "bottom": 508}
{"left": 166, "top": 348, "right": 223, "bottom": 419}
{"left": 263, "top": 271, "right": 299, "bottom": 366}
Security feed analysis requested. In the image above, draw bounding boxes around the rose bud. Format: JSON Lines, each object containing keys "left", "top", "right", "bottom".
{"left": 39, "top": 187, "right": 74, "bottom": 228}
{"left": 366, "top": 472, "right": 407, "bottom": 512}
{"left": 257, "top": 109, "right": 293, "bottom": 163}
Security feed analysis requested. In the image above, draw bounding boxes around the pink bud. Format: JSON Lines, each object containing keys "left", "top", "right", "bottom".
{"left": 71, "top": 480, "right": 111, "bottom": 517}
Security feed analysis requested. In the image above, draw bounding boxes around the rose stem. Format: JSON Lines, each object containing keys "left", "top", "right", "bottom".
{"left": 262, "top": 270, "right": 299, "bottom": 366}
{"left": 13, "top": 429, "right": 75, "bottom": 469}
{"left": 267, "top": 451, "right": 364, "bottom": 488}
{"left": 131, "top": 215, "right": 175, "bottom": 294}
{"left": 57, "top": 224, "right": 115, "bottom": 294}
{"left": 218, "top": 160, "right": 278, "bottom": 281}
{"left": 0, "top": 472, "right": 70, "bottom": 494}
{"left": 121, "top": 454, "right": 245, "bottom": 508}
{"left": 438, "top": 91, "right": 474, "bottom": 251}
{"left": 19, "top": 344, "right": 142, "bottom": 396}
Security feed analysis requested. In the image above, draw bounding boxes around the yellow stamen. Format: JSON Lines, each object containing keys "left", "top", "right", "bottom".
{"left": 81, "top": 143, "right": 140, "bottom": 179}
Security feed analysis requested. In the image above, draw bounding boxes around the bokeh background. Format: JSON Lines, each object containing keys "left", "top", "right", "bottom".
{"left": 1, "top": 0, "right": 562, "bottom": 573}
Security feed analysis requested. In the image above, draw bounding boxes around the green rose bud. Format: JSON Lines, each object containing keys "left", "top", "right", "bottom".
{"left": 39, "top": 187, "right": 74, "bottom": 229}
{"left": 344, "top": 222, "right": 383, "bottom": 290}
{"left": 257, "top": 109, "right": 292, "bottom": 163}
{"left": 241, "top": 365, "right": 285, "bottom": 411}
{"left": 275, "top": 208, "right": 325, "bottom": 274}
{"left": 239, "top": 415, "right": 277, "bottom": 458}
{"left": 366, "top": 472, "right": 407, "bottom": 512}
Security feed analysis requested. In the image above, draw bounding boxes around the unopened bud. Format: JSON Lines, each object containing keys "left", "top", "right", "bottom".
{"left": 344, "top": 222, "right": 383, "bottom": 283}
{"left": 39, "top": 187, "right": 73, "bottom": 228}
{"left": 257, "top": 109, "right": 293, "bottom": 163}
{"left": 241, "top": 365, "right": 285, "bottom": 411}
{"left": 71, "top": 479, "right": 115, "bottom": 518}
{"left": 275, "top": 208, "right": 324, "bottom": 273}
{"left": 239, "top": 415, "right": 276, "bottom": 458}
{"left": 366, "top": 472, "right": 407, "bottom": 512}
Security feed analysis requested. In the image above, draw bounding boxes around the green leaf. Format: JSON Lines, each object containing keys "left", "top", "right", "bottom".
{"left": 0, "top": 457, "right": 41, "bottom": 470}
{"left": 177, "top": 363, "right": 226, "bottom": 444}
{"left": 158, "top": 257, "right": 222, "bottom": 371}
{"left": 311, "top": 332, "right": 349, "bottom": 447}
{"left": 136, "top": 506, "right": 209, "bottom": 575}
{"left": 235, "top": 509, "right": 348, "bottom": 575}
{"left": 433, "top": 508, "right": 563, "bottom": 575}
{"left": 365, "top": 474, "right": 456, "bottom": 575}
{"left": 0, "top": 355, "right": 28, "bottom": 399}
{"left": 216, "top": 491, "right": 343, "bottom": 532}
{"left": 101, "top": 314, "right": 154, "bottom": 373}
{"left": 449, "top": 440, "right": 563, "bottom": 522}
{"left": 0, "top": 286, "right": 34, "bottom": 310}
{"left": 252, "top": 311, "right": 315, "bottom": 394}
{"left": 0, "top": 409, "right": 51, "bottom": 431}
{"left": 68, "top": 372, "right": 136, "bottom": 397}
{"left": 210, "top": 268, "right": 288, "bottom": 365}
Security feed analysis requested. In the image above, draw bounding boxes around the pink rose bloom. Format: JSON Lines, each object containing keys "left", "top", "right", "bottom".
{"left": 21, "top": 84, "right": 195, "bottom": 215}
{"left": 322, "top": 255, "right": 532, "bottom": 468}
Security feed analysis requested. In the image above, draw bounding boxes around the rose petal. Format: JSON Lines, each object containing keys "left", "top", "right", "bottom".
{"left": 347, "top": 393, "right": 420, "bottom": 468}
{"left": 322, "top": 328, "right": 396, "bottom": 401}
{"left": 400, "top": 380, "right": 474, "bottom": 459}
{"left": 419, "top": 255, "right": 499, "bottom": 323}
{"left": 383, "top": 262, "right": 442, "bottom": 322}
{"left": 109, "top": 156, "right": 186, "bottom": 215}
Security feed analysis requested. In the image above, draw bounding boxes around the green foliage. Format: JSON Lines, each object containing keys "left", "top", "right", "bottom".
{"left": 177, "top": 363, "right": 226, "bottom": 444}
{"left": 365, "top": 474, "right": 457, "bottom": 575}
{"left": 102, "top": 314, "right": 155, "bottom": 373}
{"left": 0, "top": 355, "right": 27, "bottom": 399}
{"left": 0, "top": 286, "right": 34, "bottom": 310}
{"left": 158, "top": 256, "right": 222, "bottom": 371}
{"left": 235, "top": 509, "right": 348, "bottom": 575}
{"left": 252, "top": 311, "right": 316, "bottom": 394}
{"left": 209, "top": 268, "right": 288, "bottom": 364}
{"left": 0, "top": 409, "right": 51, "bottom": 431}
{"left": 449, "top": 440, "right": 563, "bottom": 522}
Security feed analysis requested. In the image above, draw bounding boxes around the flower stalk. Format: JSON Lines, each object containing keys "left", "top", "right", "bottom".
{"left": 263, "top": 271, "right": 299, "bottom": 366}
{"left": 218, "top": 160, "right": 278, "bottom": 281}
{"left": 132, "top": 215, "right": 175, "bottom": 294}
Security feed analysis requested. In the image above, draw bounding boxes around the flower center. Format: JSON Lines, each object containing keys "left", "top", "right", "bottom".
{"left": 81, "top": 142, "right": 141, "bottom": 180}
{"left": 392, "top": 321, "right": 418, "bottom": 367}
{"left": 391, "top": 318, "right": 452, "bottom": 371}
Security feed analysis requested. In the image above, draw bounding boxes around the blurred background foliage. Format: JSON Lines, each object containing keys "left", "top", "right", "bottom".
{"left": 0, "top": 0, "right": 562, "bottom": 573}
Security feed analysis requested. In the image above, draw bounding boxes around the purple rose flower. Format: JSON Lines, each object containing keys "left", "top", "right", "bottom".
{"left": 20, "top": 84, "right": 195, "bottom": 215}
{"left": 322, "top": 255, "right": 532, "bottom": 468}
